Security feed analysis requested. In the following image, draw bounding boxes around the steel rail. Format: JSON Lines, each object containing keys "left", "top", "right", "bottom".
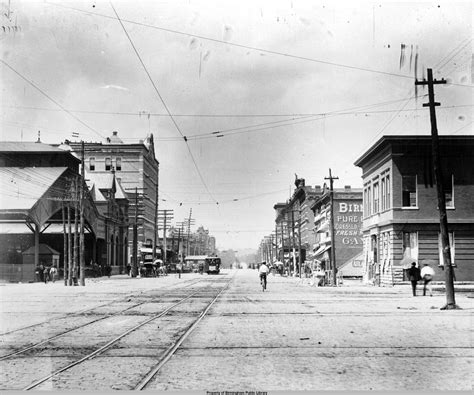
{"left": 0, "top": 276, "right": 202, "bottom": 337}
{"left": 134, "top": 273, "right": 235, "bottom": 390}
{"left": 0, "top": 299, "right": 152, "bottom": 361}
{"left": 22, "top": 286, "right": 205, "bottom": 391}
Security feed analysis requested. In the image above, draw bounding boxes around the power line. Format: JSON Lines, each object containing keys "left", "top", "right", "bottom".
{"left": 0, "top": 59, "right": 106, "bottom": 140}
{"left": 45, "top": 1, "right": 419, "bottom": 81}
{"left": 110, "top": 2, "right": 218, "bottom": 206}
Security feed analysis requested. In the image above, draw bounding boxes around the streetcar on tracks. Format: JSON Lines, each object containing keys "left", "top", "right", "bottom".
{"left": 184, "top": 255, "right": 221, "bottom": 274}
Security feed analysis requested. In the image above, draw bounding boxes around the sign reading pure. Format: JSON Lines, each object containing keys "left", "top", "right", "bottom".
{"left": 335, "top": 202, "right": 363, "bottom": 246}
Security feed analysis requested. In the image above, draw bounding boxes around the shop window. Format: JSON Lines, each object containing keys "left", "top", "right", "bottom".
{"left": 438, "top": 232, "right": 455, "bottom": 266}
{"left": 105, "top": 157, "right": 112, "bottom": 171}
{"left": 402, "top": 175, "right": 417, "bottom": 207}
{"left": 89, "top": 157, "right": 95, "bottom": 171}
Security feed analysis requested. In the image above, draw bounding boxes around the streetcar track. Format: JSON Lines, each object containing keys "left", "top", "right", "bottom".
{"left": 135, "top": 272, "right": 236, "bottom": 390}
{"left": 21, "top": 274, "right": 234, "bottom": 390}
{"left": 0, "top": 277, "right": 203, "bottom": 337}
{"left": 22, "top": 289, "right": 203, "bottom": 390}
{"left": 0, "top": 299, "right": 154, "bottom": 361}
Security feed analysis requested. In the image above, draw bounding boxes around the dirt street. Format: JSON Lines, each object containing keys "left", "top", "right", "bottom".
{"left": 0, "top": 269, "right": 472, "bottom": 391}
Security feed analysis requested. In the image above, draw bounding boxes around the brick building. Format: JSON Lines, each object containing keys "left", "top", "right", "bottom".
{"left": 68, "top": 131, "right": 159, "bottom": 264}
{"left": 354, "top": 135, "right": 474, "bottom": 286}
{"left": 310, "top": 186, "right": 363, "bottom": 279}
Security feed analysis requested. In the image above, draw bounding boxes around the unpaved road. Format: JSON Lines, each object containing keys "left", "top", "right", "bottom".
{"left": 0, "top": 269, "right": 472, "bottom": 391}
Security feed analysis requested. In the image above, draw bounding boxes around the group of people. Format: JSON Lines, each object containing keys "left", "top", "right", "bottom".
{"left": 407, "top": 262, "right": 435, "bottom": 296}
{"left": 35, "top": 264, "right": 58, "bottom": 283}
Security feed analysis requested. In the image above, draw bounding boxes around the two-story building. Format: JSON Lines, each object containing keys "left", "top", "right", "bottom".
{"left": 354, "top": 135, "right": 474, "bottom": 286}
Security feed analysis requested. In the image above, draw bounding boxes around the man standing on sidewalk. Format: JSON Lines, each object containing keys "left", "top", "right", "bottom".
{"left": 421, "top": 263, "right": 435, "bottom": 296}
{"left": 407, "top": 262, "right": 421, "bottom": 296}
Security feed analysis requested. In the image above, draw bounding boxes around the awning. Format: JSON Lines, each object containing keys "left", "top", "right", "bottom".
{"left": 314, "top": 244, "right": 331, "bottom": 257}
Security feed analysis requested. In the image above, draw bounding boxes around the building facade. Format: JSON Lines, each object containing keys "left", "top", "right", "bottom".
{"left": 354, "top": 135, "right": 474, "bottom": 286}
{"left": 68, "top": 131, "right": 159, "bottom": 264}
{"left": 274, "top": 177, "right": 321, "bottom": 275}
{"left": 310, "top": 186, "right": 363, "bottom": 280}
{"left": 0, "top": 141, "right": 99, "bottom": 282}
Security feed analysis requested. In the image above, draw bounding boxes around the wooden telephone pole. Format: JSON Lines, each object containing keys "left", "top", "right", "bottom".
{"left": 415, "top": 68, "right": 458, "bottom": 310}
{"left": 158, "top": 209, "right": 174, "bottom": 265}
{"left": 325, "top": 168, "right": 339, "bottom": 286}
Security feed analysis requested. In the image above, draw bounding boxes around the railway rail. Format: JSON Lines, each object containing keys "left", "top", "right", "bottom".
{"left": 0, "top": 276, "right": 203, "bottom": 337}
{"left": 13, "top": 274, "right": 234, "bottom": 390}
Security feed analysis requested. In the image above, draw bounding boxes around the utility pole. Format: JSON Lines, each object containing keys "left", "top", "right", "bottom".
{"left": 291, "top": 209, "right": 296, "bottom": 276}
{"left": 158, "top": 209, "right": 174, "bottom": 265}
{"left": 73, "top": 176, "right": 79, "bottom": 285}
{"left": 280, "top": 220, "right": 284, "bottom": 267}
{"left": 274, "top": 223, "right": 278, "bottom": 262}
{"left": 325, "top": 168, "right": 339, "bottom": 286}
{"left": 153, "top": 165, "right": 160, "bottom": 262}
{"left": 185, "top": 209, "right": 195, "bottom": 256}
{"left": 298, "top": 210, "right": 302, "bottom": 278}
{"left": 79, "top": 141, "right": 85, "bottom": 286}
{"left": 415, "top": 68, "right": 458, "bottom": 310}
{"left": 62, "top": 202, "right": 67, "bottom": 286}
{"left": 132, "top": 187, "right": 138, "bottom": 277}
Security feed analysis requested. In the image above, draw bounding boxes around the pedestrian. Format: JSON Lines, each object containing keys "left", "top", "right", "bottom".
{"left": 49, "top": 266, "right": 58, "bottom": 283}
{"left": 407, "top": 262, "right": 421, "bottom": 296}
{"left": 176, "top": 262, "right": 182, "bottom": 279}
{"left": 43, "top": 266, "right": 50, "bottom": 284}
{"left": 420, "top": 263, "right": 435, "bottom": 296}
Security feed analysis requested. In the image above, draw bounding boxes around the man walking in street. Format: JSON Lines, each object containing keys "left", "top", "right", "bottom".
{"left": 407, "top": 262, "right": 421, "bottom": 296}
{"left": 421, "top": 263, "right": 435, "bottom": 296}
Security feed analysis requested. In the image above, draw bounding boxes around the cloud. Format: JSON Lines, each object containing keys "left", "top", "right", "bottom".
{"left": 100, "top": 84, "right": 129, "bottom": 91}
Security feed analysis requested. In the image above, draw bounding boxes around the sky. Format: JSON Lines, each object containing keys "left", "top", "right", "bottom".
{"left": 0, "top": 0, "right": 472, "bottom": 252}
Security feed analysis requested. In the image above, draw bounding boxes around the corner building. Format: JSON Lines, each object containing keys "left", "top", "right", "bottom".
{"left": 68, "top": 131, "right": 159, "bottom": 265}
{"left": 354, "top": 135, "right": 474, "bottom": 286}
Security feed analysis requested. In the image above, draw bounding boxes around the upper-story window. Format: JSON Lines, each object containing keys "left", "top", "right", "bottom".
{"left": 373, "top": 181, "right": 379, "bottom": 214}
{"left": 385, "top": 174, "right": 391, "bottom": 209}
{"left": 89, "top": 157, "right": 95, "bottom": 171}
{"left": 380, "top": 170, "right": 391, "bottom": 211}
{"left": 402, "top": 175, "right": 417, "bottom": 207}
{"left": 105, "top": 157, "right": 112, "bottom": 171}
{"left": 116, "top": 157, "right": 122, "bottom": 171}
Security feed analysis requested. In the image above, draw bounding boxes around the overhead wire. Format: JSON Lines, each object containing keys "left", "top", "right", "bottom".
{"left": 45, "top": 1, "right": 422, "bottom": 82}
{"left": 109, "top": 2, "right": 219, "bottom": 207}
{"left": 0, "top": 59, "right": 106, "bottom": 140}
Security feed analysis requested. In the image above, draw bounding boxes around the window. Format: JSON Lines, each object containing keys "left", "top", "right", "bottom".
{"left": 105, "top": 157, "right": 112, "bottom": 171}
{"left": 438, "top": 232, "right": 455, "bottom": 266}
{"left": 402, "top": 232, "right": 418, "bottom": 261}
{"left": 386, "top": 174, "right": 391, "bottom": 209}
{"left": 89, "top": 157, "right": 95, "bottom": 171}
{"left": 367, "top": 185, "right": 372, "bottom": 216}
{"left": 116, "top": 157, "right": 122, "bottom": 171}
{"left": 402, "top": 175, "right": 417, "bottom": 207}
{"left": 373, "top": 181, "right": 379, "bottom": 213}
{"left": 381, "top": 178, "right": 386, "bottom": 211}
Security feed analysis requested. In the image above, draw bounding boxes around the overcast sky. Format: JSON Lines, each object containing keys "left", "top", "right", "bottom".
{"left": 1, "top": 0, "right": 472, "bottom": 252}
